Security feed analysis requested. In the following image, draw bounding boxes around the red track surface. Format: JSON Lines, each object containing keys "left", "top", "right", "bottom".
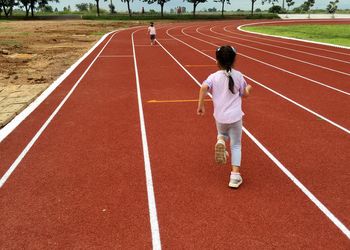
{"left": 1, "top": 20, "right": 349, "bottom": 248}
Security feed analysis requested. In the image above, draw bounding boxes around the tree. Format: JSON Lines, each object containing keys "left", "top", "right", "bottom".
{"left": 262, "top": 0, "right": 279, "bottom": 7}
{"left": 214, "top": 0, "right": 230, "bottom": 17}
{"left": 109, "top": 0, "right": 116, "bottom": 14}
{"left": 268, "top": 5, "right": 282, "bottom": 13}
{"left": 250, "top": 0, "right": 257, "bottom": 15}
{"left": 143, "top": 0, "right": 169, "bottom": 17}
{"left": 76, "top": 3, "right": 89, "bottom": 12}
{"left": 19, "top": 0, "right": 31, "bottom": 16}
{"left": 121, "top": 0, "right": 133, "bottom": 17}
{"left": 95, "top": 0, "right": 101, "bottom": 16}
{"left": 0, "top": 0, "right": 18, "bottom": 17}
{"left": 186, "top": 0, "right": 207, "bottom": 16}
{"left": 327, "top": 0, "right": 339, "bottom": 17}
{"left": 285, "top": 0, "right": 294, "bottom": 15}
{"left": 303, "top": 0, "right": 315, "bottom": 18}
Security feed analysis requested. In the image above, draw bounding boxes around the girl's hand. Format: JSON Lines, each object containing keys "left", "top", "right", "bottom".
{"left": 197, "top": 106, "right": 205, "bottom": 116}
{"left": 243, "top": 84, "right": 252, "bottom": 97}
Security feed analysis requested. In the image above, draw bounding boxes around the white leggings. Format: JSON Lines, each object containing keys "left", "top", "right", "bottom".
{"left": 216, "top": 119, "right": 243, "bottom": 167}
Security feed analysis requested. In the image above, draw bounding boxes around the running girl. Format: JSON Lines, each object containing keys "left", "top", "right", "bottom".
{"left": 148, "top": 22, "right": 156, "bottom": 45}
{"left": 197, "top": 45, "right": 252, "bottom": 188}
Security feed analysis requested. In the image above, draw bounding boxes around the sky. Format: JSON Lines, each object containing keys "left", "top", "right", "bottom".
{"left": 51, "top": 0, "right": 350, "bottom": 13}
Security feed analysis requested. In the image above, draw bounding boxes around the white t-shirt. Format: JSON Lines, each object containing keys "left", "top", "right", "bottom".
{"left": 203, "top": 69, "right": 247, "bottom": 124}
{"left": 148, "top": 26, "right": 156, "bottom": 35}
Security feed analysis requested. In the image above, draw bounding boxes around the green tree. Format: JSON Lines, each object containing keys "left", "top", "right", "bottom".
{"left": 0, "top": 0, "right": 18, "bottom": 17}
{"left": 121, "top": 0, "right": 133, "bottom": 16}
{"left": 214, "top": 0, "right": 230, "bottom": 17}
{"left": 143, "top": 0, "right": 170, "bottom": 17}
{"left": 76, "top": 3, "right": 89, "bottom": 12}
{"left": 286, "top": 0, "right": 294, "bottom": 11}
{"left": 303, "top": 0, "right": 315, "bottom": 17}
{"left": 109, "top": 0, "right": 116, "bottom": 14}
{"left": 268, "top": 5, "right": 282, "bottom": 13}
{"left": 186, "top": 0, "right": 207, "bottom": 16}
{"left": 327, "top": 0, "right": 339, "bottom": 15}
{"left": 19, "top": 0, "right": 31, "bottom": 16}
{"left": 250, "top": 0, "right": 257, "bottom": 15}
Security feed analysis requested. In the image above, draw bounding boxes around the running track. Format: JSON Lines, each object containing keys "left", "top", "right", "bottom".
{"left": 0, "top": 20, "right": 349, "bottom": 249}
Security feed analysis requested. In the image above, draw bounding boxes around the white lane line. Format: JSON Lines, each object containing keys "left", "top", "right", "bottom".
{"left": 131, "top": 30, "right": 162, "bottom": 250}
{"left": 99, "top": 55, "right": 133, "bottom": 58}
{"left": 216, "top": 26, "right": 350, "bottom": 65}
{"left": 192, "top": 26, "right": 350, "bottom": 96}
{"left": 0, "top": 30, "right": 117, "bottom": 143}
{"left": 169, "top": 27, "right": 350, "bottom": 134}
{"left": 237, "top": 20, "right": 350, "bottom": 51}
{"left": 0, "top": 30, "right": 121, "bottom": 188}
{"left": 156, "top": 37, "right": 350, "bottom": 240}
{"left": 196, "top": 26, "right": 350, "bottom": 77}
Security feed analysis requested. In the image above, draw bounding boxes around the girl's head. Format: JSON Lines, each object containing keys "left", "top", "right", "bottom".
{"left": 216, "top": 45, "right": 236, "bottom": 71}
{"left": 216, "top": 46, "right": 237, "bottom": 94}
{"left": 150, "top": 22, "right": 154, "bottom": 27}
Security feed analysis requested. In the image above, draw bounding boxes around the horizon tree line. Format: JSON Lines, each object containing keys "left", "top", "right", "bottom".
{"left": 0, "top": 0, "right": 343, "bottom": 18}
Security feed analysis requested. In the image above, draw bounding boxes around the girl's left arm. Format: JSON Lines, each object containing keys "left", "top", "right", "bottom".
{"left": 242, "top": 84, "right": 252, "bottom": 98}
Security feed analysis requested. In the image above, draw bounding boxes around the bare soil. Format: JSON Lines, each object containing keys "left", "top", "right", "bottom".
{"left": 0, "top": 20, "right": 143, "bottom": 87}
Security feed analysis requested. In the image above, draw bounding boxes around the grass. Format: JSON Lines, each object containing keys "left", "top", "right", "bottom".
{"left": 243, "top": 24, "right": 350, "bottom": 47}
{"left": 0, "top": 40, "right": 22, "bottom": 47}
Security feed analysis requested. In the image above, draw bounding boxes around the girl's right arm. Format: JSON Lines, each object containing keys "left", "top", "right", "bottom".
{"left": 197, "top": 84, "right": 209, "bottom": 116}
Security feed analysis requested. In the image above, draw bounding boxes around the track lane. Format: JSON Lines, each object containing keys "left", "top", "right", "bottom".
{"left": 133, "top": 26, "right": 350, "bottom": 247}
{"left": 161, "top": 24, "right": 350, "bottom": 230}
{"left": 210, "top": 25, "right": 350, "bottom": 73}
{"left": 223, "top": 25, "right": 350, "bottom": 61}
{"left": 177, "top": 25, "right": 350, "bottom": 129}
{"left": 195, "top": 25, "right": 350, "bottom": 90}
{"left": 0, "top": 28, "right": 153, "bottom": 248}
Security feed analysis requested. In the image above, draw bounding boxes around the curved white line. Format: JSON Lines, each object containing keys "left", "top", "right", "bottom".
{"left": 196, "top": 26, "right": 350, "bottom": 77}
{"left": 216, "top": 25, "right": 350, "bottom": 65}
{"left": 223, "top": 25, "right": 350, "bottom": 57}
{"left": 204, "top": 26, "right": 350, "bottom": 95}
{"left": 175, "top": 26, "right": 350, "bottom": 134}
{"left": 185, "top": 25, "right": 349, "bottom": 96}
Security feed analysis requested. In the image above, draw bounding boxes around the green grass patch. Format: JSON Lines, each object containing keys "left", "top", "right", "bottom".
{"left": 243, "top": 24, "right": 350, "bottom": 47}
{"left": 90, "top": 31, "right": 106, "bottom": 36}
{"left": 0, "top": 40, "right": 22, "bottom": 46}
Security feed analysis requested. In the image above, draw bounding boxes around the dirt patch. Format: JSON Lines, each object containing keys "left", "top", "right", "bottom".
{"left": 0, "top": 20, "right": 145, "bottom": 128}
{"left": 0, "top": 20, "right": 143, "bottom": 86}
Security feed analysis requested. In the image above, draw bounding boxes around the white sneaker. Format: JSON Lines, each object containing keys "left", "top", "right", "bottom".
{"left": 229, "top": 173, "right": 243, "bottom": 188}
{"left": 215, "top": 139, "right": 226, "bottom": 164}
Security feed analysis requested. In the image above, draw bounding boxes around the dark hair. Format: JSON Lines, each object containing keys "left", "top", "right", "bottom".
{"left": 216, "top": 46, "right": 237, "bottom": 94}
{"left": 150, "top": 22, "right": 154, "bottom": 26}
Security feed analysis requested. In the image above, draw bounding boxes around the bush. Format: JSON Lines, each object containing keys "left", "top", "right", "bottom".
{"left": 268, "top": 5, "right": 283, "bottom": 13}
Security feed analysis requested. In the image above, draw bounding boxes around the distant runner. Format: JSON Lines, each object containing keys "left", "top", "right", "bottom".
{"left": 148, "top": 22, "right": 156, "bottom": 45}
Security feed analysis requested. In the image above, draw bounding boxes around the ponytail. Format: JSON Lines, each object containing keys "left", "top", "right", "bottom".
{"left": 225, "top": 67, "right": 235, "bottom": 94}
{"left": 216, "top": 45, "right": 237, "bottom": 95}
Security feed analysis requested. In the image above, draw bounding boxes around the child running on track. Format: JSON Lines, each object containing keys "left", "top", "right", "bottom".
{"left": 148, "top": 22, "right": 156, "bottom": 45}
{"left": 197, "top": 45, "right": 252, "bottom": 188}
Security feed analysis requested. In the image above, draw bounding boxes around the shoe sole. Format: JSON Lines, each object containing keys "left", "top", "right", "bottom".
{"left": 229, "top": 179, "right": 243, "bottom": 188}
{"left": 215, "top": 142, "right": 226, "bottom": 164}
